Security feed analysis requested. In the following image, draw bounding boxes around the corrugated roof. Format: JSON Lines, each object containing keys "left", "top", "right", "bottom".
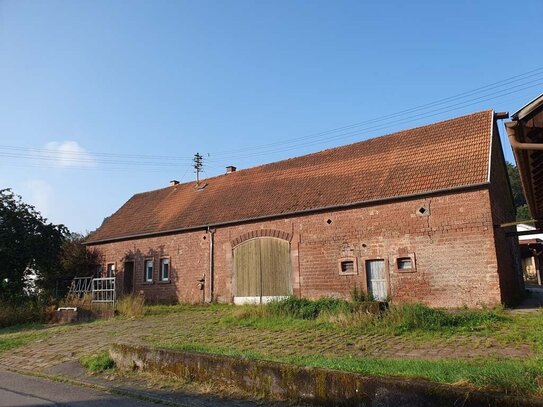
{"left": 86, "top": 110, "right": 493, "bottom": 243}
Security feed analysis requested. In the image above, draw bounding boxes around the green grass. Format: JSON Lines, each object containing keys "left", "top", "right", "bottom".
{"left": 0, "top": 298, "right": 539, "bottom": 396}
{"left": 144, "top": 302, "right": 231, "bottom": 316}
{"left": 219, "top": 298, "right": 508, "bottom": 338}
{"left": 0, "top": 332, "right": 47, "bottom": 353}
{"left": 158, "top": 341, "right": 543, "bottom": 395}
{"left": 379, "top": 303, "right": 508, "bottom": 334}
{"left": 80, "top": 351, "right": 115, "bottom": 373}
{"left": 293, "top": 355, "right": 543, "bottom": 395}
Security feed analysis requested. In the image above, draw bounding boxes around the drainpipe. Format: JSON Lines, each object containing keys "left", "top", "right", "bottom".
{"left": 506, "top": 121, "right": 543, "bottom": 151}
{"left": 207, "top": 226, "right": 216, "bottom": 302}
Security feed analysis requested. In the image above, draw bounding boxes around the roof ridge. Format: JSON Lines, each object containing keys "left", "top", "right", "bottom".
{"left": 136, "top": 109, "right": 493, "bottom": 196}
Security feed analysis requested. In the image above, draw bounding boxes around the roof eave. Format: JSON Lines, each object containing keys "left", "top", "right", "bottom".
{"left": 85, "top": 182, "right": 491, "bottom": 245}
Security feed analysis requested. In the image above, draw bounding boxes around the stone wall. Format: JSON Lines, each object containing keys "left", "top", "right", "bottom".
{"left": 110, "top": 343, "right": 541, "bottom": 407}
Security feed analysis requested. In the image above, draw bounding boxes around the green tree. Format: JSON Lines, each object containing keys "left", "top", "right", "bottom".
{"left": 0, "top": 189, "right": 67, "bottom": 302}
{"left": 60, "top": 233, "right": 101, "bottom": 277}
{"left": 507, "top": 162, "right": 532, "bottom": 221}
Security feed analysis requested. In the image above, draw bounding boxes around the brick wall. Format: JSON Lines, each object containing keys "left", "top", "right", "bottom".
{"left": 488, "top": 121, "right": 524, "bottom": 305}
{"left": 93, "top": 230, "right": 210, "bottom": 303}
{"left": 89, "top": 186, "right": 508, "bottom": 308}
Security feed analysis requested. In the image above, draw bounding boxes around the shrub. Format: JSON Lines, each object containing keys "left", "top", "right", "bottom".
{"left": 117, "top": 294, "right": 145, "bottom": 318}
{"left": 80, "top": 352, "right": 115, "bottom": 372}
{"left": 0, "top": 301, "right": 44, "bottom": 328}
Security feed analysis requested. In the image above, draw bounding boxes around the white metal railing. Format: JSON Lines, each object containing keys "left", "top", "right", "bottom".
{"left": 91, "top": 277, "right": 116, "bottom": 305}
{"left": 68, "top": 276, "right": 93, "bottom": 296}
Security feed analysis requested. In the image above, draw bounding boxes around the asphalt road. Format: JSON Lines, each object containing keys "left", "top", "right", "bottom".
{"left": 0, "top": 370, "right": 160, "bottom": 406}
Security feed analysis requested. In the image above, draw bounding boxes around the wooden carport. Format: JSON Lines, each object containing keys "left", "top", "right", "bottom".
{"left": 506, "top": 93, "right": 543, "bottom": 233}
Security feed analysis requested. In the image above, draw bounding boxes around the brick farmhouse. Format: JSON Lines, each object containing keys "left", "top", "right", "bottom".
{"left": 85, "top": 110, "right": 523, "bottom": 308}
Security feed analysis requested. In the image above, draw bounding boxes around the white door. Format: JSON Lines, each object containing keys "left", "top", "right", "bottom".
{"left": 366, "top": 260, "right": 387, "bottom": 301}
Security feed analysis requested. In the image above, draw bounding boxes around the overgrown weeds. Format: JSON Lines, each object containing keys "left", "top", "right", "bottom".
{"left": 222, "top": 297, "right": 507, "bottom": 335}
{"left": 266, "top": 296, "right": 352, "bottom": 320}
{"left": 117, "top": 294, "right": 145, "bottom": 318}
{"left": 0, "top": 301, "right": 45, "bottom": 328}
{"left": 383, "top": 303, "right": 507, "bottom": 334}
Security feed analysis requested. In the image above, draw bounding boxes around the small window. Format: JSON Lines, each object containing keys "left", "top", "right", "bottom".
{"left": 338, "top": 258, "right": 358, "bottom": 275}
{"left": 397, "top": 258, "right": 412, "bottom": 270}
{"left": 341, "top": 261, "right": 354, "bottom": 273}
{"left": 145, "top": 259, "right": 154, "bottom": 282}
{"left": 396, "top": 255, "right": 416, "bottom": 272}
{"left": 106, "top": 263, "right": 115, "bottom": 277}
{"left": 160, "top": 258, "right": 170, "bottom": 281}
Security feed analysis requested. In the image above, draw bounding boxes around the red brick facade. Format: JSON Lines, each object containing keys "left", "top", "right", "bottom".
{"left": 90, "top": 187, "right": 517, "bottom": 308}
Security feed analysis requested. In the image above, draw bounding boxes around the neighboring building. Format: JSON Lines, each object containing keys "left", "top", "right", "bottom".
{"left": 85, "top": 110, "right": 523, "bottom": 308}
{"left": 517, "top": 223, "right": 543, "bottom": 285}
{"left": 506, "top": 93, "right": 543, "bottom": 287}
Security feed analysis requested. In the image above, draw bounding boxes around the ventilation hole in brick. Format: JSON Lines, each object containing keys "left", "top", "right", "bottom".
{"left": 417, "top": 207, "right": 427, "bottom": 215}
{"left": 362, "top": 243, "right": 367, "bottom": 248}
{"left": 327, "top": 219, "right": 332, "bottom": 224}
{"left": 203, "top": 236, "right": 207, "bottom": 240}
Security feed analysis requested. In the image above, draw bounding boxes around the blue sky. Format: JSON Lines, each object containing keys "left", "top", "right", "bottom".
{"left": 1, "top": 0, "right": 542, "bottom": 233}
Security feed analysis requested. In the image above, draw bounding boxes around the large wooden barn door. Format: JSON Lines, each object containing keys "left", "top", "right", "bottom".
{"left": 234, "top": 239, "right": 261, "bottom": 298}
{"left": 234, "top": 238, "right": 291, "bottom": 304}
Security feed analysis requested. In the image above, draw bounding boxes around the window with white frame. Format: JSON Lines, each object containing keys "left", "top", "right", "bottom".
{"left": 145, "top": 259, "right": 154, "bottom": 282}
{"left": 160, "top": 258, "right": 170, "bottom": 281}
{"left": 106, "top": 263, "right": 115, "bottom": 277}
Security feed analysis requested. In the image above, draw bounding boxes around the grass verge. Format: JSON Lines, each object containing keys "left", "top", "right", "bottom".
{"left": 80, "top": 351, "right": 115, "bottom": 373}
{"left": 158, "top": 342, "right": 543, "bottom": 395}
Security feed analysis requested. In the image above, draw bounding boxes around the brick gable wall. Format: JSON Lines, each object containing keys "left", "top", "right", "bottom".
{"left": 488, "top": 122, "right": 524, "bottom": 305}
{"left": 90, "top": 187, "right": 509, "bottom": 308}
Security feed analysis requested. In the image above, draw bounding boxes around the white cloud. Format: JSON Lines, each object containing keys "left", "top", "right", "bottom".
{"left": 44, "top": 141, "right": 96, "bottom": 167}
{"left": 23, "top": 179, "right": 54, "bottom": 220}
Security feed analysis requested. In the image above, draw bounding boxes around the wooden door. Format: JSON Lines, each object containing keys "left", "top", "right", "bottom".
{"left": 260, "top": 238, "right": 291, "bottom": 296}
{"left": 123, "top": 261, "right": 134, "bottom": 294}
{"left": 366, "top": 259, "right": 387, "bottom": 301}
{"left": 234, "top": 238, "right": 291, "bottom": 301}
{"left": 234, "top": 238, "right": 261, "bottom": 297}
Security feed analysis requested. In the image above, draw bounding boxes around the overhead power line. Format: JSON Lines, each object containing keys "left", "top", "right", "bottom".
{"left": 208, "top": 67, "right": 543, "bottom": 158}
{"left": 0, "top": 144, "right": 194, "bottom": 162}
{"left": 208, "top": 75, "right": 543, "bottom": 161}
{"left": 1, "top": 67, "right": 542, "bottom": 173}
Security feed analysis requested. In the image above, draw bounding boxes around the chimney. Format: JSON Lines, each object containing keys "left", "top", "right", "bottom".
{"left": 170, "top": 180, "right": 179, "bottom": 186}
{"left": 226, "top": 166, "right": 237, "bottom": 174}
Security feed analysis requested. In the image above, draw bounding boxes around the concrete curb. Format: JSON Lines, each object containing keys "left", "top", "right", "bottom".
{"left": 110, "top": 343, "right": 543, "bottom": 407}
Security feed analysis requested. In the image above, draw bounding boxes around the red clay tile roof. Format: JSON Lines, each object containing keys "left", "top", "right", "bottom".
{"left": 86, "top": 110, "right": 493, "bottom": 243}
